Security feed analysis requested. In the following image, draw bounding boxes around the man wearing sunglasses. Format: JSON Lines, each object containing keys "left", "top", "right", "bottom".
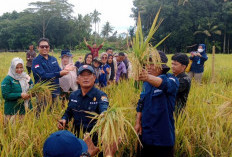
{"left": 32, "top": 38, "right": 69, "bottom": 102}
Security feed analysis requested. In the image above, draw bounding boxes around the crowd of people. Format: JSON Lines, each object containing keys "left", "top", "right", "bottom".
{"left": 0, "top": 37, "right": 208, "bottom": 157}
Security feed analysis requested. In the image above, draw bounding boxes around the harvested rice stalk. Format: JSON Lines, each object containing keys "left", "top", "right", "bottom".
{"left": 131, "top": 8, "right": 170, "bottom": 80}
{"left": 86, "top": 105, "right": 141, "bottom": 155}
{"left": 17, "top": 81, "right": 56, "bottom": 105}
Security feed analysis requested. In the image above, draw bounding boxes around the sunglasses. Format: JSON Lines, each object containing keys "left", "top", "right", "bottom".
{"left": 39, "top": 45, "right": 50, "bottom": 49}
{"left": 102, "top": 57, "right": 107, "bottom": 59}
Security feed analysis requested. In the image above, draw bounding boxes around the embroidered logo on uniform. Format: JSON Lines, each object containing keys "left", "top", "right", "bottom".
{"left": 52, "top": 61, "right": 57, "bottom": 64}
{"left": 35, "top": 64, "right": 40, "bottom": 68}
{"left": 83, "top": 65, "right": 88, "bottom": 68}
{"left": 12, "top": 80, "right": 19, "bottom": 84}
{"left": 168, "top": 78, "right": 176, "bottom": 82}
{"left": 71, "top": 99, "right": 77, "bottom": 102}
{"left": 101, "top": 96, "right": 108, "bottom": 102}
{"left": 90, "top": 102, "right": 98, "bottom": 105}
{"left": 93, "top": 97, "right": 96, "bottom": 101}
{"left": 153, "top": 89, "right": 162, "bottom": 94}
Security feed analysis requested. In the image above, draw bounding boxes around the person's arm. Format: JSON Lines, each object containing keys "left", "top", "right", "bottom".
{"left": 26, "top": 52, "right": 30, "bottom": 61}
{"left": 32, "top": 59, "right": 67, "bottom": 80}
{"left": 1, "top": 77, "right": 22, "bottom": 100}
{"left": 138, "top": 69, "right": 162, "bottom": 88}
{"left": 200, "top": 53, "right": 208, "bottom": 61}
{"left": 98, "top": 93, "right": 109, "bottom": 113}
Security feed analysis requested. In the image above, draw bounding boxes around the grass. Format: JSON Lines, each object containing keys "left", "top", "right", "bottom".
{"left": 0, "top": 52, "right": 231, "bottom": 156}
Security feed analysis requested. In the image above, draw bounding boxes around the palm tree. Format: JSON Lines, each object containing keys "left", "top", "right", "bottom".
{"left": 101, "top": 21, "right": 114, "bottom": 39}
{"left": 194, "top": 19, "right": 221, "bottom": 51}
{"left": 90, "top": 9, "right": 101, "bottom": 42}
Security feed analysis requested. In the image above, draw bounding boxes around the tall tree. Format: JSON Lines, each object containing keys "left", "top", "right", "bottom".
{"left": 101, "top": 21, "right": 114, "bottom": 39}
{"left": 90, "top": 9, "right": 101, "bottom": 42}
{"left": 27, "top": 0, "right": 74, "bottom": 38}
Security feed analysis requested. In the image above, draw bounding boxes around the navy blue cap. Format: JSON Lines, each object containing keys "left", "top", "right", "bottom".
{"left": 60, "top": 50, "right": 72, "bottom": 58}
{"left": 43, "top": 130, "right": 88, "bottom": 157}
{"left": 77, "top": 65, "right": 95, "bottom": 75}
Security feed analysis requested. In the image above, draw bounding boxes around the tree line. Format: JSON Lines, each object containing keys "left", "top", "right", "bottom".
{"left": 0, "top": 0, "right": 118, "bottom": 51}
{"left": 131, "top": 0, "right": 232, "bottom": 53}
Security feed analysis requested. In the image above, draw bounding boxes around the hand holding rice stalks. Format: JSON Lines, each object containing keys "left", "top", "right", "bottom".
{"left": 86, "top": 105, "right": 141, "bottom": 156}
{"left": 131, "top": 8, "right": 170, "bottom": 80}
{"left": 18, "top": 81, "right": 56, "bottom": 105}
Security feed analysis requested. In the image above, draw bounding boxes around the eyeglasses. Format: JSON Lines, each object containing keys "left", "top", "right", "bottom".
{"left": 39, "top": 45, "right": 50, "bottom": 49}
{"left": 102, "top": 57, "right": 107, "bottom": 59}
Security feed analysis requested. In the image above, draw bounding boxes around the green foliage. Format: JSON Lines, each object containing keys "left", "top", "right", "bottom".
{"left": 132, "top": 0, "right": 232, "bottom": 53}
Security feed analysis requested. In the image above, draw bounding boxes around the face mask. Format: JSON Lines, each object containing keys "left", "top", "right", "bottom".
{"left": 198, "top": 49, "right": 204, "bottom": 53}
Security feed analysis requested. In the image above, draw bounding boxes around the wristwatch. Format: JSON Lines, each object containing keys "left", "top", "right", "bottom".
{"left": 81, "top": 152, "right": 91, "bottom": 157}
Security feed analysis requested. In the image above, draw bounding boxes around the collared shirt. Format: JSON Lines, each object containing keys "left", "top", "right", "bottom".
{"left": 136, "top": 73, "right": 179, "bottom": 146}
{"left": 176, "top": 72, "right": 191, "bottom": 112}
{"left": 32, "top": 54, "right": 61, "bottom": 97}
{"left": 62, "top": 87, "right": 109, "bottom": 132}
{"left": 116, "top": 61, "right": 127, "bottom": 82}
{"left": 26, "top": 50, "right": 37, "bottom": 67}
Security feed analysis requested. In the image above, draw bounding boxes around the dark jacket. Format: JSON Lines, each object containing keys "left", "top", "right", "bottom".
{"left": 175, "top": 72, "right": 191, "bottom": 113}
{"left": 137, "top": 74, "right": 179, "bottom": 146}
{"left": 32, "top": 54, "right": 62, "bottom": 97}
{"left": 62, "top": 87, "right": 109, "bottom": 132}
{"left": 190, "top": 44, "right": 208, "bottom": 73}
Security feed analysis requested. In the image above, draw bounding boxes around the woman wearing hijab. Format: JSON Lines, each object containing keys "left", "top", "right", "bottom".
{"left": 99, "top": 52, "right": 110, "bottom": 87}
{"left": 107, "top": 54, "right": 115, "bottom": 83}
{"left": 188, "top": 44, "right": 208, "bottom": 84}
{"left": 74, "top": 53, "right": 93, "bottom": 69}
{"left": 59, "top": 50, "right": 78, "bottom": 101}
{"left": 1, "top": 57, "right": 33, "bottom": 122}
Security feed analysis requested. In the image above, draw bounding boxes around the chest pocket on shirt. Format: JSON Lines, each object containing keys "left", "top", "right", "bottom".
{"left": 87, "top": 102, "right": 98, "bottom": 112}
{"left": 151, "top": 89, "right": 165, "bottom": 110}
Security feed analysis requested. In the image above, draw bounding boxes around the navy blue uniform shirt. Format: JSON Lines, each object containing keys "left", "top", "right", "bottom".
{"left": 32, "top": 54, "right": 61, "bottom": 97}
{"left": 62, "top": 86, "right": 109, "bottom": 132}
{"left": 136, "top": 73, "right": 179, "bottom": 146}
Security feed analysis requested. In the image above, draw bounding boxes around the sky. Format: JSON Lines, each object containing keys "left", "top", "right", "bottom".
{"left": 0, "top": 0, "right": 135, "bottom": 34}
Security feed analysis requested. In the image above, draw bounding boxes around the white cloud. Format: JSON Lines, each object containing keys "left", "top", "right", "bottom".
{"left": 0, "top": 0, "right": 135, "bottom": 34}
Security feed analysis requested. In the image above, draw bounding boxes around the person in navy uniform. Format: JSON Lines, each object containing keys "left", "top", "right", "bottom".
{"left": 135, "top": 51, "right": 179, "bottom": 157}
{"left": 32, "top": 38, "right": 69, "bottom": 100}
{"left": 58, "top": 65, "right": 109, "bottom": 134}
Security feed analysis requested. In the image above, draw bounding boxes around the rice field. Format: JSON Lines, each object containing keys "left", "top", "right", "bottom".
{"left": 0, "top": 52, "right": 231, "bottom": 156}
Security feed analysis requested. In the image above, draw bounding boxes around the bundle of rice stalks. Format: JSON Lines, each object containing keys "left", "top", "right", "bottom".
{"left": 18, "top": 81, "right": 56, "bottom": 105}
{"left": 214, "top": 92, "right": 232, "bottom": 118}
{"left": 131, "top": 8, "right": 170, "bottom": 80}
{"left": 86, "top": 105, "right": 141, "bottom": 155}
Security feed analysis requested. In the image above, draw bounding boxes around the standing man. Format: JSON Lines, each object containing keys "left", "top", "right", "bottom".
{"left": 135, "top": 51, "right": 179, "bottom": 157}
{"left": 171, "top": 53, "right": 191, "bottom": 115}
{"left": 84, "top": 38, "right": 104, "bottom": 58}
{"left": 32, "top": 38, "right": 69, "bottom": 100}
{"left": 58, "top": 65, "right": 109, "bottom": 134}
{"left": 26, "top": 44, "right": 36, "bottom": 75}
{"left": 115, "top": 52, "right": 127, "bottom": 83}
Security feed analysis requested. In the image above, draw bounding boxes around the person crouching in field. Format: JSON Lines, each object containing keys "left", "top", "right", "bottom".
{"left": 135, "top": 51, "right": 179, "bottom": 157}
{"left": 171, "top": 53, "right": 191, "bottom": 115}
{"left": 1, "top": 58, "right": 33, "bottom": 123}
{"left": 59, "top": 50, "right": 78, "bottom": 102}
{"left": 58, "top": 65, "right": 109, "bottom": 139}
